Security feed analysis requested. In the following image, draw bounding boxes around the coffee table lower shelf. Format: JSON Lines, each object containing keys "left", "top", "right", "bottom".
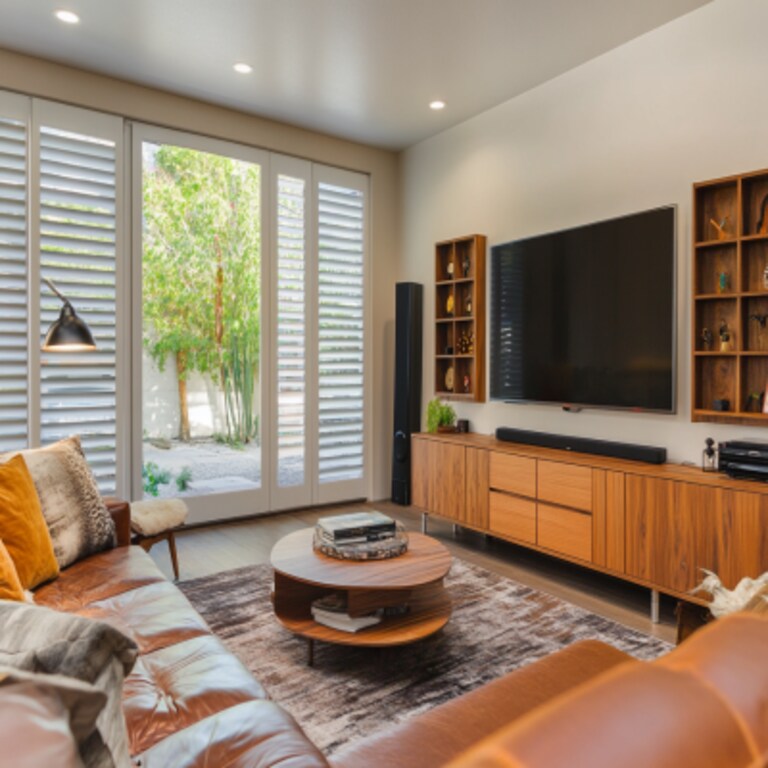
{"left": 273, "top": 588, "right": 451, "bottom": 665}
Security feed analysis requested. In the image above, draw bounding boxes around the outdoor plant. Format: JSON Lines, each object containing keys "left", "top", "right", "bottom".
{"left": 175, "top": 466, "right": 193, "bottom": 492}
{"left": 142, "top": 461, "right": 172, "bottom": 497}
{"left": 426, "top": 397, "right": 457, "bottom": 433}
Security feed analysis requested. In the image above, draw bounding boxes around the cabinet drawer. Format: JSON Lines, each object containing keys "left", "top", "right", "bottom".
{"left": 538, "top": 503, "right": 592, "bottom": 562}
{"left": 490, "top": 492, "right": 536, "bottom": 544}
{"left": 538, "top": 460, "right": 592, "bottom": 512}
{"left": 489, "top": 452, "right": 536, "bottom": 498}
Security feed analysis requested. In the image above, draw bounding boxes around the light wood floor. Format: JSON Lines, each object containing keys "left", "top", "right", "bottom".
{"left": 147, "top": 500, "right": 676, "bottom": 644}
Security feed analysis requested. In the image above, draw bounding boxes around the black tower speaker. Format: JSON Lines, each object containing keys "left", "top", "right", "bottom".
{"left": 391, "top": 282, "right": 423, "bottom": 505}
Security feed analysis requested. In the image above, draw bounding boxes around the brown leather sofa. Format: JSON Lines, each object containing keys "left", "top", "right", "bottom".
{"left": 33, "top": 500, "right": 329, "bottom": 768}
{"left": 28, "top": 499, "right": 768, "bottom": 767}
{"left": 333, "top": 612, "right": 768, "bottom": 768}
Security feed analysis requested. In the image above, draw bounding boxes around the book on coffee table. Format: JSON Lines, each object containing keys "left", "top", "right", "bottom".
{"left": 317, "top": 511, "right": 396, "bottom": 542}
{"left": 311, "top": 593, "right": 382, "bottom": 633}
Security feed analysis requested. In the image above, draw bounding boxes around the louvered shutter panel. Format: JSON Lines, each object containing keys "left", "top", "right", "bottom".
{"left": 277, "top": 174, "right": 306, "bottom": 487}
{"left": 317, "top": 181, "right": 364, "bottom": 484}
{"left": 0, "top": 116, "right": 28, "bottom": 452}
{"left": 39, "top": 127, "right": 117, "bottom": 492}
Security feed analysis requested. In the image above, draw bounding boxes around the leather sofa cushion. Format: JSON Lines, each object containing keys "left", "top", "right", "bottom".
{"left": 138, "top": 700, "right": 330, "bottom": 768}
{"left": 123, "top": 634, "right": 267, "bottom": 754}
{"left": 332, "top": 639, "right": 632, "bottom": 768}
{"left": 35, "top": 546, "right": 165, "bottom": 612}
{"left": 77, "top": 579, "right": 211, "bottom": 654}
{"left": 447, "top": 614, "right": 768, "bottom": 768}
{"left": 658, "top": 613, "right": 768, "bottom": 755}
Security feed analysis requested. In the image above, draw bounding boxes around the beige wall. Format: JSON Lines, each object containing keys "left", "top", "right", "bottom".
{"left": 0, "top": 47, "right": 399, "bottom": 501}
{"left": 400, "top": 0, "right": 768, "bottom": 464}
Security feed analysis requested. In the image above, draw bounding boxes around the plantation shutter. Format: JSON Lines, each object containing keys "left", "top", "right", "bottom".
{"left": 38, "top": 126, "right": 119, "bottom": 492}
{"left": 316, "top": 180, "right": 365, "bottom": 486}
{"left": 276, "top": 173, "right": 307, "bottom": 488}
{"left": 0, "top": 112, "right": 28, "bottom": 452}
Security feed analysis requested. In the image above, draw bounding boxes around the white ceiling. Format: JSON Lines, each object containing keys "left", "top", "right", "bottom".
{"left": 0, "top": 0, "right": 710, "bottom": 150}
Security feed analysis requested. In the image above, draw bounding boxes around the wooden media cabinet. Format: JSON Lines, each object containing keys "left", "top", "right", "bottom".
{"left": 411, "top": 432, "right": 768, "bottom": 620}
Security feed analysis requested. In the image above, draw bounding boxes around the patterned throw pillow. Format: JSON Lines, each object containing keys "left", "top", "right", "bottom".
{"left": 0, "top": 437, "right": 116, "bottom": 569}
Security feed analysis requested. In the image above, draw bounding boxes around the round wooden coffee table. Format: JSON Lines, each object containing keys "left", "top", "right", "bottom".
{"left": 270, "top": 527, "right": 452, "bottom": 664}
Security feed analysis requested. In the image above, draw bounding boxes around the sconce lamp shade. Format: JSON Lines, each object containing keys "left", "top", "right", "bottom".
{"left": 42, "top": 279, "right": 97, "bottom": 352}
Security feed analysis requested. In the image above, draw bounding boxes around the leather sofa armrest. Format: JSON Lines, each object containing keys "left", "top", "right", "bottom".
{"left": 103, "top": 497, "right": 131, "bottom": 547}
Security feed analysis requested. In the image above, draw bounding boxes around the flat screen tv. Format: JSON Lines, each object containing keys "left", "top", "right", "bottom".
{"left": 489, "top": 206, "right": 676, "bottom": 413}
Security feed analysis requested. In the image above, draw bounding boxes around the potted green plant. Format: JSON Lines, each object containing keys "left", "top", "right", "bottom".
{"left": 426, "top": 398, "right": 457, "bottom": 433}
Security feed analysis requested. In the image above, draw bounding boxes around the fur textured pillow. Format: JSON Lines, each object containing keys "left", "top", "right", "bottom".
{"left": 1, "top": 437, "right": 116, "bottom": 569}
{"left": 0, "top": 665, "right": 108, "bottom": 766}
{"left": 0, "top": 600, "right": 137, "bottom": 768}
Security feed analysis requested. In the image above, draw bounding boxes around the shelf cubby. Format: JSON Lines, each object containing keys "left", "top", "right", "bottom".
{"left": 694, "top": 180, "right": 738, "bottom": 243}
{"left": 692, "top": 167, "right": 768, "bottom": 425}
{"left": 434, "top": 234, "right": 486, "bottom": 402}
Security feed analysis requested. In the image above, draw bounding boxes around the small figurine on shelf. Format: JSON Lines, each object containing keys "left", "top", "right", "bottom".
{"left": 747, "top": 392, "right": 764, "bottom": 413}
{"left": 464, "top": 293, "right": 472, "bottom": 316}
{"left": 763, "top": 264, "right": 768, "bottom": 290}
{"left": 445, "top": 293, "right": 455, "bottom": 317}
{"left": 718, "top": 272, "right": 730, "bottom": 293}
{"left": 446, "top": 260, "right": 454, "bottom": 279}
{"left": 463, "top": 373, "right": 471, "bottom": 394}
{"left": 757, "top": 194, "right": 768, "bottom": 235}
{"left": 700, "top": 327, "right": 714, "bottom": 351}
{"left": 710, "top": 216, "right": 731, "bottom": 241}
{"left": 462, "top": 254, "right": 471, "bottom": 278}
{"left": 702, "top": 437, "right": 717, "bottom": 472}
{"left": 719, "top": 320, "right": 731, "bottom": 352}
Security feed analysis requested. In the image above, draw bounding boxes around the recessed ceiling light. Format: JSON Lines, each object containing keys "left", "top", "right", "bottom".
{"left": 233, "top": 63, "right": 253, "bottom": 75}
{"left": 429, "top": 100, "right": 446, "bottom": 111}
{"left": 55, "top": 10, "right": 80, "bottom": 24}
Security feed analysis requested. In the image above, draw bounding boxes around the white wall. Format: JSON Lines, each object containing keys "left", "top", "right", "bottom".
{"left": 400, "top": 0, "right": 768, "bottom": 465}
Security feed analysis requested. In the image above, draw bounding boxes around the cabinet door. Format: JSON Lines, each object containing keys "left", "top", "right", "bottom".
{"left": 411, "top": 437, "right": 430, "bottom": 510}
{"left": 410, "top": 437, "right": 465, "bottom": 521}
{"left": 697, "top": 488, "right": 768, "bottom": 590}
{"left": 625, "top": 476, "right": 698, "bottom": 593}
{"left": 465, "top": 447, "right": 489, "bottom": 529}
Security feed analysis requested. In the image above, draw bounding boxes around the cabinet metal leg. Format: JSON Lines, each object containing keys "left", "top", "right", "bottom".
{"left": 650, "top": 589, "right": 660, "bottom": 624}
{"left": 421, "top": 512, "right": 428, "bottom": 534}
{"left": 307, "top": 638, "right": 315, "bottom": 667}
{"left": 452, "top": 523, "right": 460, "bottom": 537}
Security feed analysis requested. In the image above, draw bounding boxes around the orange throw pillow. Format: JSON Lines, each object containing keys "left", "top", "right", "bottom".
{"left": 0, "top": 455, "right": 59, "bottom": 589}
{"left": 0, "top": 540, "right": 24, "bottom": 601}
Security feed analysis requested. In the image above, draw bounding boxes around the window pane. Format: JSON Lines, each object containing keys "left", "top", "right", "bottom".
{"left": 141, "top": 142, "right": 262, "bottom": 499}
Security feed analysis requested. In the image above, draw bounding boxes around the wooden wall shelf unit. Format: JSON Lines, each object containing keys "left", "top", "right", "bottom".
{"left": 693, "top": 168, "right": 768, "bottom": 425}
{"left": 434, "top": 234, "right": 486, "bottom": 402}
{"left": 411, "top": 432, "right": 768, "bottom": 609}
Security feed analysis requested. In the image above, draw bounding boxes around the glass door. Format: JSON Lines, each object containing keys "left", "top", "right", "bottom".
{"left": 132, "top": 126, "right": 269, "bottom": 522}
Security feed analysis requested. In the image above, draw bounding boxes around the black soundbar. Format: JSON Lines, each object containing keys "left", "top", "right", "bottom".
{"left": 495, "top": 427, "right": 667, "bottom": 464}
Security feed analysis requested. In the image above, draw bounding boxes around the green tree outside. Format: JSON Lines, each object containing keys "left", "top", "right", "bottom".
{"left": 142, "top": 144, "right": 261, "bottom": 444}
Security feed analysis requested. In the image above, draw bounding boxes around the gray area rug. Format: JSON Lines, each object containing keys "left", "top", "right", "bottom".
{"left": 179, "top": 559, "right": 671, "bottom": 756}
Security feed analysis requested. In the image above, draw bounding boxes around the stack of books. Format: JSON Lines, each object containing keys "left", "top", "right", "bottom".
{"left": 316, "top": 511, "right": 396, "bottom": 547}
{"left": 310, "top": 592, "right": 382, "bottom": 633}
